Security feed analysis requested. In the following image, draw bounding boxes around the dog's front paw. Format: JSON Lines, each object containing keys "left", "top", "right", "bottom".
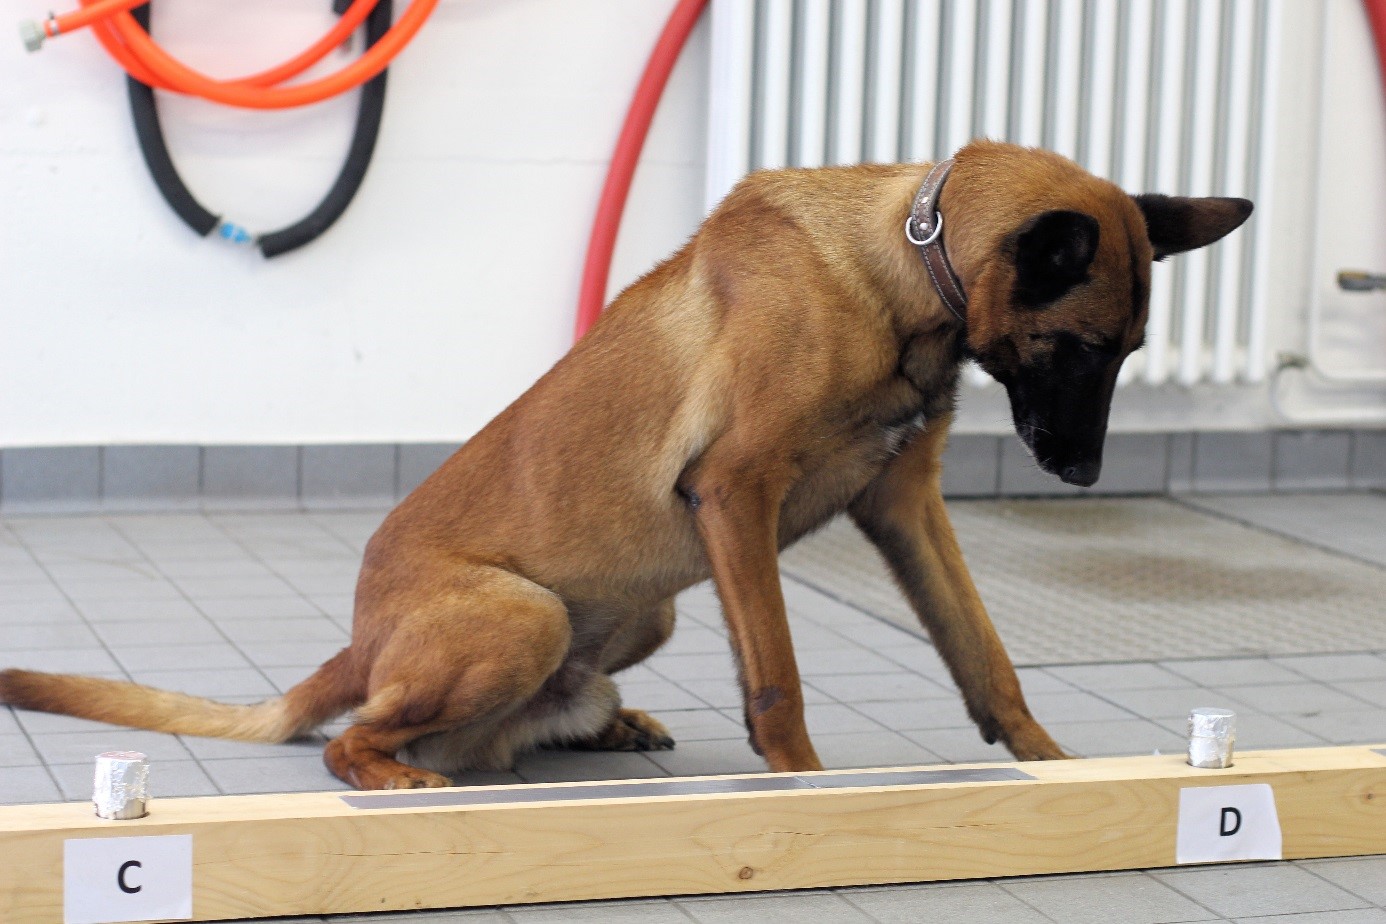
{"left": 573, "top": 708, "right": 675, "bottom": 752}
{"left": 1004, "top": 725, "right": 1073, "bottom": 761}
{"left": 379, "top": 767, "right": 454, "bottom": 790}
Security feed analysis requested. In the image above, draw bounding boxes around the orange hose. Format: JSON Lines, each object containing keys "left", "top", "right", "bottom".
{"left": 40, "top": 0, "right": 435, "bottom": 109}
{"left": 45, "top": 0, "right": 143, "bottom": 37}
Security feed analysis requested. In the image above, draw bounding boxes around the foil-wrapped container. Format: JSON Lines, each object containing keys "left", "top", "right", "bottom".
{"left": 93, "top": 751, "right": 150, "bottom": 820}
{"left": 1187, "top": 708, "right": 1236, "bottom": 769}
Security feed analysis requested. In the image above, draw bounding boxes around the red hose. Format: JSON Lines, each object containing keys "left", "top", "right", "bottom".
{"left": 1367, "top": 0, "right": 1386, "bottom": 87}
{"left": 574, "top": 0, "right": 708, "bottom": 340}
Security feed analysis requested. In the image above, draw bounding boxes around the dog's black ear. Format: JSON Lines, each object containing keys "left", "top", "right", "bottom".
{"left": 1132, "top": 194, "right": 1254, "bottom": 260}
{"left": 1009, "top": 210, "right": 1101, "bottom": 307}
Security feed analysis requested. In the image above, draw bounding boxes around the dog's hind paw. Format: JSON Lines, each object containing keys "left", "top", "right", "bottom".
{"left": 573, "top": 708, "right": 675, "bottom": 752}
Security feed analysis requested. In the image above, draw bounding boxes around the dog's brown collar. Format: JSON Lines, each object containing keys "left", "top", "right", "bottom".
{"left": 906, "top": 158, "right": 968, "bottom": 323}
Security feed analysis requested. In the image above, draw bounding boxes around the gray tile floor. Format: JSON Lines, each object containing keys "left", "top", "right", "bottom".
{"left": 1, "top": 494, "right": 1384, "bottom": 922}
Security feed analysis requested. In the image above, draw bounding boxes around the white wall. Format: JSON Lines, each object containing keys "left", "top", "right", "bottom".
{"left": 2, "top": 0, "right": 1383, "bottom": 447}
{"left": 0, "top": 0, "right": 709, "bottom": 446}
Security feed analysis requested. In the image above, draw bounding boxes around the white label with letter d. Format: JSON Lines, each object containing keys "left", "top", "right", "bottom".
{"left": 1176, "top": 784, "right": 1282, "bottom": 864}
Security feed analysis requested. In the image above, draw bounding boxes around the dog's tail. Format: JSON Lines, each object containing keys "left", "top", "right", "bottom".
{"left": 0, "top": 648, "right": 360, "bottom": 743}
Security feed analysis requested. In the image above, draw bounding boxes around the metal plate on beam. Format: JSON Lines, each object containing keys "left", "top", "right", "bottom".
{"left": 341, "top": 767, "right": 1035, "bottom": 810}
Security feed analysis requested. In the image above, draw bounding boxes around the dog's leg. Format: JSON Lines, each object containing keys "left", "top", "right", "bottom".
{"left": 573, "top": 598, "right": 678, "bottom": 751}
{"left": 324, "top": 566, "right": 572, "bottom": 790}
{"left": 848, "top": 421, "right": 1068, "bottom": 760}
{"left": 598, "top": 599, "right": 676, "bottom": 676}
{"left": 691, "top": 465, "right": 823, "bottom": 772}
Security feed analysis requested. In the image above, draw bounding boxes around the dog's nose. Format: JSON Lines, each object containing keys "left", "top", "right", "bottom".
{"left": 1059, "top": 461, "right": 1101, "bottom": 487}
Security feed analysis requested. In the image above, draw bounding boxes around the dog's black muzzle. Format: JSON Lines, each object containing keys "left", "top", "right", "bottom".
{"left": 1003, "top": 354, "right": 1120, "bottom": 489}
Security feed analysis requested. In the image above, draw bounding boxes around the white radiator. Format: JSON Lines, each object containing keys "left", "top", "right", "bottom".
{"left": 705, "top": 0, "right": 1282, "bottom": 386}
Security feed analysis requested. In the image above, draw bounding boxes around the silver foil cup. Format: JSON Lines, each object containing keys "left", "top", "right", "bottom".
{"left": 93, "top": 751, "right": 150, "bottom": 820}
{"left": 1187, "top": 708, "right": 1236, "bottom": 769}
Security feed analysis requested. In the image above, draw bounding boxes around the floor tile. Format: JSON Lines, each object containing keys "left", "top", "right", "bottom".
{"left": 1334, "top": 679, "right": 1386, "bottom": 707}
{"left": 671, "top": 678, "right": 746, "bottom": 710}
{"left": 44, "top": 560, "right": 163, "bottom": 582}
{"left": 794, "top": 646, "right": 921, "bottom": 677}
{"left": 61, "top": 579, "right": 186, "bottom": 602}
{"left": 803, "top": 702, "right": 892, "bottom": 736}
{"left": 806, "top": 672, "right": 954, "bottom": 704}
{"left": 679, "top": 890, "right": 873, "bottom": 923}
{"left": 1158, "top": 662, "right": 1308, "bottom": 689}
{"left": 0, "top": 733, "right": 41, "bottom": 767}
{"left": 1212, "top": 683, "right": 1367, "bottom": 717}
{"left": 1154, "top": 863, "right": 1369, "bottom": 919}
{"left": 1300, "top": 856, "right": 1386, "bottom": 905}
{"left": 217, "top": 617, "right": 347, "bottom": 644}
{"left": 1280, "top": 708, "right": 1386, "bottom": 745}
{"left": 111, "top": 643, "right": 252, "bottom": 672}
{"left": 1001, "top": 870, "right": 1219, "bottom": 923}
{"left": 811, "top": 731, "right": 938, "bottom": 770}
{"left": 50, "top": 758, "right": 220, "bottom": 800}
{"left": 1045, "top": 663, "right": 1192, "bottom": 691}
{"left": 201, "top": 755, "right": 344, "bottom": 794}
{"left": 32, "top": 729, "right": 194, "bottom": 765}
{"left": 1274, "top": 654, "right": 1386, "bottom": 683}
{"left": 0, "top": 582, "right": 68, "bottom": 605}
{"left": 1040, "top": 719, "right": 1186, "bottom": 757}
{"left": 2, "top": 648, "right": 123, "bottom": 674}
{"left": 0, "top": 621, "right": 101, "bottom": 649}
{"left": 649, "top": 653, "right": 739, "bottom": 683}
{"left": 93, "top": 618, "right": 225, "bottom": 647}
{"left": 0, "top": 765, "right": 62, "bottom": 804}
{"left": 262, "top": 665, "right": 322, "bottom": 694}
{"left": 1206, "top": 713, "right": 1329, "bottom": 749}
{"left": 4, "top": 498, "right": 1386, "bottom": 924}
{"left": 0, "top": 599, "right": 82, "bottom": 625}
{"left": 75, "top": 597, "right": 205, "bottom": 622}
{"left": 237, "top": 640, "right": 348, "bottom": 668}
{"left": 151, "top": 557, "right": 274, "bottom": 579}
{"left": 512, "top": 750, "right": 667, "bottom": 784}
{"left": 14, "top": 707, "right": 135, "bottom": 735}
{"left": 841, "top": 881, "right": 1052, "bottom": 924}
{"left": 337, "top": 910, "right": 509, "bottom": 922}
{"left": 194, "top": 596, "right": 323, "bottom": 620}
{"left": 1100, "top": 686, "right": 1225, "bottom": 720}
{"left": 129, "top": 668, "right": 278, "bottom": 698}
{"left": 1231, "top": 910, "right": 1386, "bottom": 924}
{"left": 645, "top": 739, "right": 765, "bottom": 777}
{"left": 178, "top": 736, "right": 328, "bottom": 762}
{"left": 507, "top": 898, "right": 691, "bottom": 923}
{"left": 848, "top": 697, "right": 974, "bottom": 732}
{"left": 1013, "top": 668, "right": 1077, "bottom": 694}
{"left": 656, "top": 709, "right": 745, "bottom": 742}
{"left": 900, "top": 727, "right": 1011, "bottom": 764}
{"left": 174, "top": 575, "right": 299, "bottom": 598}
{"left": 618, "top": 679, "right": 715, "bottom": 713}
{"left": 1023, "top": 691, "right": 1139, "bottom": 724}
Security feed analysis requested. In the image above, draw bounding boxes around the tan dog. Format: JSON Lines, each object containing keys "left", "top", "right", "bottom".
{"left": 1, "top": 141, "right": 1251, "bottom": 789}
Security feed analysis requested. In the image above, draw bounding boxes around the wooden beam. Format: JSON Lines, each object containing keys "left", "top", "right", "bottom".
{"left": 2, "top": 745, "right": 1384, "bottom": 922}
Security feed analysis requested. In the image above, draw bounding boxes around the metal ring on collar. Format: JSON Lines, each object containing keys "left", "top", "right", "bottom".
{"left": 905, "top": 211, "right": 944, "bottom": 247}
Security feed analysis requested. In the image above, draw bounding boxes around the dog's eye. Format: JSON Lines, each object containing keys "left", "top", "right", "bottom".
{"left": 1079, "top": 340, "right": 1119, "bottom": 358}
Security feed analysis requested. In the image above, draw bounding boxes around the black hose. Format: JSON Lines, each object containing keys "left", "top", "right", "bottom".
{"left": 126, "top": 4, "right": 218, "bottom": 238}
{"left": 125, "top": 0, "right": 392, "bottom": 258}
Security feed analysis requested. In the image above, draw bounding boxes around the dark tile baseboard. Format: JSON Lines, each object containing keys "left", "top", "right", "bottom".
{"left": 0, "top": 444, "right": 462, "bottom": 514}
{"left": 0, "top": 430, "right": 1381, "bottom": 513}
{"left": 940, "top": 429, "right": 1386, "bottom": 498}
